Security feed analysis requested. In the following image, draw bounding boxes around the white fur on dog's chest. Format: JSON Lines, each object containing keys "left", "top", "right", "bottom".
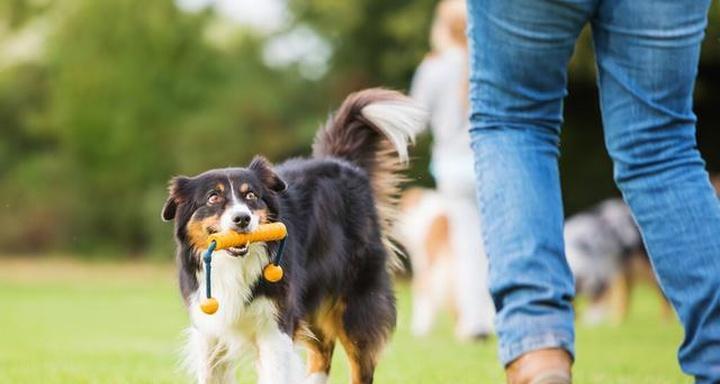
{"left": 189, "top": 244, "right": 276, "bottom": 335}
{"left": 184, "top": 244, "right": 304, "bottom": 384}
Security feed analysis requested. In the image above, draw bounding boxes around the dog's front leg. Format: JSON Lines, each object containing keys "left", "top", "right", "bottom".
{"left": 256, "top": 328, "right": 304, "bottom": 384}
{"left": 185, "top": 327, "right": 237, "bottom": 384}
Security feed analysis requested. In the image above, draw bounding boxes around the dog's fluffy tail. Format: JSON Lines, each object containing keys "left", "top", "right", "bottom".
{"left": 312, "top": 88, "right": 427, "bottom": 271}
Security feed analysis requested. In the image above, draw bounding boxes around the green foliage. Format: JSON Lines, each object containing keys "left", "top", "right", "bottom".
{"left": 0, "top": 0, "right": 718, "bottom": 255}
{"left": 0, "top": 0, "right": 329, "bottom": 254}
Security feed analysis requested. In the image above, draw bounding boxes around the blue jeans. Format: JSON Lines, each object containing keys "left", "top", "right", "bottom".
{"left": 467, "top": 0, "right": 720, "bottom": 382}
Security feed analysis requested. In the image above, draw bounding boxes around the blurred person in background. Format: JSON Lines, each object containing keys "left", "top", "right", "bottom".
{"left": 405, "top": 0, "right": 494, "bottom": 340}
{"left": 466, "top": 0, "right": 720, "bottom": 383}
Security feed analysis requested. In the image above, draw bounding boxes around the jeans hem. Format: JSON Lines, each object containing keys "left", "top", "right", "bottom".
{"left": 499, "top": 331, "right": 575, "bottom": 366}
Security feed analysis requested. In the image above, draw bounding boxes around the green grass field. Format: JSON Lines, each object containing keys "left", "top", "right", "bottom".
{"left": 0, "top": 258, "right": 690, "bottom": 383}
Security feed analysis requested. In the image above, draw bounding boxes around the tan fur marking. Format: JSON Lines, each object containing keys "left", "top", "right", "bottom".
{"left": 399, "top": 187, "right": 424, "bottom": 211}
{"left": 240, "top": 183, "right": 250, "bottom": 194}
{"left": 310, "top": 300, "right": 379, "bottom": 384}
{"left": 186, "top": 215, "right": 221, "bottom": 250}
{"left": 424, "top": 214, "right": 450, "bottom": 266}
{"left": 216, "top": 183, "right": 225, "bottom": 192}
{"left": 307, "top": 348, "right": 329, "bottom": 373}
{"left": 373, "top": 144, "right": 411, "bottom": 272}
{"left": 337, "top": 326, "right": 378, "bottom": 384}
{"left": 607, "top": 272, "right": 630, "bottom": 325}
{"left": 306, "top": 339, "right": 334, "bottom": 374}
{"left": 254, "top": 208, "right": 269, "bottom": 224}
{"left": 302, "top": 300, "right": 342, "bottom": 375}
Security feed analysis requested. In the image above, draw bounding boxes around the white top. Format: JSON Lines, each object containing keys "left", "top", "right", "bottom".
{"left": 410, "top": 47, "right": 474, "bottom": 184}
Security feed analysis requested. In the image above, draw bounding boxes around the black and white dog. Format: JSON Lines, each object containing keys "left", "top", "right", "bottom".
{"left": 161, "top": 89, "right": 425, "bottom": 384}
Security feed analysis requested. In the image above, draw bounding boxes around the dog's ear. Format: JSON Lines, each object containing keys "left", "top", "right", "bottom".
{"left": 161, "top": 176, "right": 192, "bottom": 221}
{"left": 249, "top": 156, "right": 287, "bottom": 193}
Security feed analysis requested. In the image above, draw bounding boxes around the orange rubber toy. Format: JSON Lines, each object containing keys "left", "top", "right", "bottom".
{"left": 207, "top": 222, "right": 287, "bottom": 250}
{"left": 200, "top": 222, "right": 288, "bottom": 315}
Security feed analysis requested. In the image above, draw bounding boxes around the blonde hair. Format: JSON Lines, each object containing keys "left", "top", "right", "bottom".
{"left": 430, "top": 0, "right": 468, "bottom": 54}
{"left": 428, "top": 0, "right": 469, "bottom": 107}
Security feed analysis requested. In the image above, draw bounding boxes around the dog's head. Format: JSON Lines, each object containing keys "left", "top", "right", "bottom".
{"left": 161, "top": 156, "right": 286, "bottom": 257}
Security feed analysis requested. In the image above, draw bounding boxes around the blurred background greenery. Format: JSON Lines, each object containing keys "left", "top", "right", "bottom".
{"left": 1, "top": 0, "right": 718, "bottom": 258}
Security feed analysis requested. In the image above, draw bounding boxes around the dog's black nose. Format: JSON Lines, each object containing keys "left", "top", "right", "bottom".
{"left": 232, "top": 213, "right": 251, "bottom": 229}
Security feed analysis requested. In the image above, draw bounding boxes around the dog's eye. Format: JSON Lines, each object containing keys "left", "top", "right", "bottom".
{"left": 245, "top": 192, "right": 257, "bottom": 201}
{"left": 207, "top": 193, "right": 223, "bottom": 205}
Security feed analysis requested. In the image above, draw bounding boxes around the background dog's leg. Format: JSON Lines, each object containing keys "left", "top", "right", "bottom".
{"left": 657, "top": 288, "right": 674, "bottom": 322}
{"left": 609, "top": 270, "right": 631, "bottom": 326}
{"left": 632, "top": 254, "right": 674, "bottom": 322}
{"left": 411, "top": 273, "right": 437, "bottom": 336}
{"left": 645, "top": 260, "right": 674, "bottom": 322}
{"left": 444, "top": 198, "right": 494, "bottom": 340}
{"left": 256, "top": 328, "right": 304, "bottom": 384}
{"left": 184, "top": 328, "right": 237, "bottom": 384}
{"left": 418, "top": 214, "right": 451, "bottom": 336}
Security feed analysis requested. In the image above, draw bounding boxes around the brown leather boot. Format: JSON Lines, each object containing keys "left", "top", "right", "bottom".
{"left": 505, "top": 348, "right": 572, "bottom": 384}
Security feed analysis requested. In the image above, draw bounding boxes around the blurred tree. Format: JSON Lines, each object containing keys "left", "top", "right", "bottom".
{"left": 0, "top": 0, "right": 717, "bottom": 256}
{"left": 0, "top": 0, "right": 326, "bottom": 254}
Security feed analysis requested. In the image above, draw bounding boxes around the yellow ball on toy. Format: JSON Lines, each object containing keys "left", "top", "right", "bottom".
{"left": 263, "top": 264, "right": 284, "bottom": 283}
{"left": 200, "top": 297, "right": 219, "bottom": 314}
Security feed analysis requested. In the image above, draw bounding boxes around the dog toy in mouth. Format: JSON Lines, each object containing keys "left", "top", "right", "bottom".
{"left": 200, "top": 222, "right": 288, "bottom": 315}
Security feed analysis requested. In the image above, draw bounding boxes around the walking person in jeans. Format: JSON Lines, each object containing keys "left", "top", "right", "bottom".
{"left": 466, "top": 1, "right": 720, "bottom": 383}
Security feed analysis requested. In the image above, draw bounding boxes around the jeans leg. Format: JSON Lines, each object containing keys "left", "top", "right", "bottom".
{"left": 592, "top": 1, "right": 720, "bottom": 382}
{"left": 467, "top": 0, "right": 596, "bottom": 366}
